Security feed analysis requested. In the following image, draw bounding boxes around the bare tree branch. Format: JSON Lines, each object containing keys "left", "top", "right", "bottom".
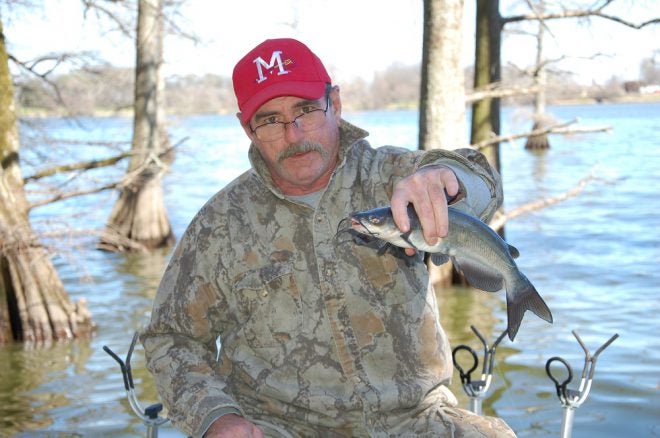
{"left": 23, "top": 151, "right": 132, "bottom": 182}
{"left": 523, "top": 0, "right": 556, "bottom": 38}
{"left": 79, "top": 0, "right": 201, "bottom": 44}
{"left": 503, "top": 0, "right": 660, "bottom": 29}
{"left": 489, "top": 172, "right": 596, "bottom": 231}
{"left": 26, "top": 138, "right": 186, "bottom": 210}
{"left": 27, "top": 154, "right": 154, "bottom": 210}
{"left": 34, "top": 226, "right": 146, "bottom": 253}
{"left": 80, "top": 0, "right": 135, "bottom": 38}
{"left": 27, "top": 182, "right": 120, "bottom": 210}
{"left": 9, "top": 53, "right": 67, "bottom": 105}
{"left": 162, "top": 0, "right": 201, "bottom": 44}
{"left": 472, "top": 118, "right": 612, "bottom": 150}
{"left": 24, "top": 137, "right": 185, "bottom": 183}
{"left": 9, "top": 49, "right": 108, "bottom": 118}
{"left": 98, "top": 227, "right": 148, "bottom": 252}
{"left": 466, "top": 83, "right": 541, "bottom": 103}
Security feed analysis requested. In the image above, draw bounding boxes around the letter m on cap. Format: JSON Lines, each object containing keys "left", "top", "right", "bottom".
{"left": 253, "top": 51, "right": 290, "bottom": 84}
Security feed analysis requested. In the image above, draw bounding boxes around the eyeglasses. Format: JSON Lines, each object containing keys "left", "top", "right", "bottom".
{"left": 249, "top": 96, "right": 330, "bottom": 142}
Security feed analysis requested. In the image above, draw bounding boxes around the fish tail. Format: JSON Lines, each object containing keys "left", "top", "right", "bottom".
{"left": 506, "top": 275, "right": 553, "bottom": 341}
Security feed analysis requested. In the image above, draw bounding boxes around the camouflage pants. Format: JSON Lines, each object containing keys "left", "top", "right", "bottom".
{"left": 248, "top": 385, "right": 516, "bottom": 438}
{"left": 377, "top": 405, "right": 517, "bottom": 438}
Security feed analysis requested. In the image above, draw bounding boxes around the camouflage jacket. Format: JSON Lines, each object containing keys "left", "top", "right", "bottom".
{"left": 141, "top": 120, "right": 503, "bottom": 437}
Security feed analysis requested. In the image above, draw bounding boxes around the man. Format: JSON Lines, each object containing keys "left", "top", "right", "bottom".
{"left": 141, "top": 38, "right": 514, "bottom": 437}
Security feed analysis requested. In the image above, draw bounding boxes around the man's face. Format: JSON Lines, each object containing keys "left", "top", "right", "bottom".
{"left": 241, "top": 88, "right": 342, "bottom": 195}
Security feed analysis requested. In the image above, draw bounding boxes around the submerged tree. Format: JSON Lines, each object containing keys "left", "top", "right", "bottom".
{"left": 470, "top": 0, "right": 502, "bottom": 169}
{"left": 0, "top": 21, "right": 94, "bottom": 343}
{"left": 472, "top": 0, "right": 660, "bottom": 157}
{"left": 99, "top": 0, "right": 174, "bottom": 251}
{"left": 524, "top": 0, "right": 551, "bottom": 150}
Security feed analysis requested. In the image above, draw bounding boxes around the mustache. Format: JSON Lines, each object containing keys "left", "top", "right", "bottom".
{"left": 277, "top": 141, "right": 327, "bottom": 163}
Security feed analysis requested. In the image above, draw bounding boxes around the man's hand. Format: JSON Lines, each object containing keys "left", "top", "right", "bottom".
{"left": 390, "top": 165, "right": 460, "bottom": 256}
{"left": 204, "top": 414, "right": 264, "bottom": 438}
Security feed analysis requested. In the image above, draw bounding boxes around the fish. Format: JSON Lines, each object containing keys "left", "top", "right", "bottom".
{"left": 343, "top": 205, "right": 553, "bottom": 341}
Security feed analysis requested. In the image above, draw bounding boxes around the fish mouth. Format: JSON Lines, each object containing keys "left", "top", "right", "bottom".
{"left": 334, "top": 216, "right": 380, "bottom": 246}
{"left": 349, "top": 217, "right": 381, "bottom": 238}
{"left": 350, "top": 217, "right": 369, "bottom": 233}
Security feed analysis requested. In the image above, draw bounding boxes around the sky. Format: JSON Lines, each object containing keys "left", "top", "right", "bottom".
{"left": 3, "top": 0, "right": 659, "bottom": 85}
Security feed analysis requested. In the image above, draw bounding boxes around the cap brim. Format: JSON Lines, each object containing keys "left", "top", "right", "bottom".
{"left": 239, "top": 81, "right": 327, "bottom": 123}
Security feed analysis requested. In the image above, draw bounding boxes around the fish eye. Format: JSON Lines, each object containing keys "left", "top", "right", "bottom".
{"left": 368, "top": 215, "right": 380, "bottom": 225}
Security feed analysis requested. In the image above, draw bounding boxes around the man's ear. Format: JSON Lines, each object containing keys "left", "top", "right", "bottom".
{"left": 329, "top": 86, "right": 342, "bottom": 121}
{"left": 237, "top": 112, "right": 254, "bottom": 139}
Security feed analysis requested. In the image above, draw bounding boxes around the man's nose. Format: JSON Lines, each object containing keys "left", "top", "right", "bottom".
{"left": 283, "top": 119, "right": 303, "bottom": 142}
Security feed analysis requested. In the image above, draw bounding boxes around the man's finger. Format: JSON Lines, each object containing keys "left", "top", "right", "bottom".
{"left": 413, "top": 196, "right": 439, "bottom": 245}
{"left": 442, "top": 172, "right": 460, "bottom": 197}
{"left": 428, "top": 184, "right": 450, "bottom": 238}
{"left": 390, "top": 191, "right": 411, "bottom": 233}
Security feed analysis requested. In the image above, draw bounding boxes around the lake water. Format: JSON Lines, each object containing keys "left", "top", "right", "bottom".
{"left": 2, "top": 102, "right": 658, "bottom": 437}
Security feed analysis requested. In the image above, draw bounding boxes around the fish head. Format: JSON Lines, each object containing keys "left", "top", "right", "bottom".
{"left": 349, "top": 206, "right": 400, "bottom": 241}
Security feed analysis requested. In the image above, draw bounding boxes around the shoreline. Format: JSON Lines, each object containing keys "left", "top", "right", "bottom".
{"left": 18, "top": 93, "right": 660, "bottom": 119}
{"left": 547, "top": 92, "right": 660, "bottom": 106}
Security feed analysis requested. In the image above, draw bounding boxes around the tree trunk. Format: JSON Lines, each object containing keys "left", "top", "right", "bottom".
{"left": 0, "top": 21, "right": 94, "bottom": 344}
{"left": 470, "top": 0, "right": 507, "bottom": 244}
{"left": 419, "top": 0, "right": 468, "bottom": 151}
{"left": 419, "top": 0, "right": 467, "bottom": 287}
{"left": 470, "top": 0, "right": 502, "bottom": 170}
{"left": 99, "top": 0, "right": 174, "bottom": 252}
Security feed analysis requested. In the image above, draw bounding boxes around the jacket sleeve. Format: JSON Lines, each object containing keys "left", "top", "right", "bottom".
{"left": 140, "top": 210, "right": 242, "bottom": 438}
{"left": 416, "top": 147, "right": 503, "bottom": 222}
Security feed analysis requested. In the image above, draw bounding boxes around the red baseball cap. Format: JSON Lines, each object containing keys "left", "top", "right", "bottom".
{"left": 233, "top": 38, "right": 332, "bottom": 123}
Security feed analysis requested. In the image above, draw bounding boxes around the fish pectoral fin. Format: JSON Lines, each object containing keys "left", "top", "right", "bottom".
{"left": 430, "top": 253, "right": 450, "bottom": 265}
{"left": 377, "top": 243, "right": 390, "bottom": 255}
{"left": 400, "top": 230, "right": 418, "bottom": 250}
{"left": 452, "top": 257, "right": 504, "bottom": 292}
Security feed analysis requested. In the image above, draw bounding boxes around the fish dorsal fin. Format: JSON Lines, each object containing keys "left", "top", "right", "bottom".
{"left": 452, "top": 256, "right": 504, "bottom": 292}
{"left": 508, "top": 243, "right": 520, "bottom": 259}
{"left": 430, "top": 253, "right": 450, "bottom": 266}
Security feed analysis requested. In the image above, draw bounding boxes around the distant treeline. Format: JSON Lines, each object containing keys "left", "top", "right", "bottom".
{"left": 14, "top": 62, "right": 657, "bottom": 117}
